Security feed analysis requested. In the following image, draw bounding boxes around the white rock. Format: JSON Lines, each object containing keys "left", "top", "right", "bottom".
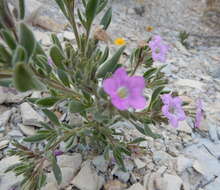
{"left": 177, "top": 120, "right": 192, "bottom": 134}
{"left": 175, "top": 79, "right": 204, "bottom": 91}
{"left": 161, "top": 174, "right": 183, "bottom": 190}
{"left": 0, "top": 110, "right": 12, "bottom": 127}
{"left": 57, "top": 154, "right": 82, "bottom": 168}
{"left": 0, "top": 156, "right": 22, "bottom": 190}
{"left": 193, "top": 160, "right": 205, "bottom": 175}
{"left": 126, "top": 183, "right": 145, "bottom": 190}
{"left": 176, "top": 156, "right": 193, "bottom": 173}
{"left": 71, "top": 161, "right": 105, "bottom": 190}
{"left": 47, "top": 154, "right": 82, "bottom": 188}
{"left": 42, "top": 182, "right": 58, "bottom": 190}
{"left": 19, "top": 124, "right": 37, "bottom": 136}
{"left": 63, "top": 31, "right": 75, "bottom": 40}
{"left": 92, "top": 155, "right": 108, "bottom": 172}
{"left": 134, "top": 158, "right": 146, "bottom": 169}
{"left": 20, "top": 102, "right": 44, "bottom": 127}
{"left": 0, "top": 140, "right": 9, "bottom": 150}
{"left": 113, "top": 168, "right": 130, "bottom": 183}
{"left": 34, "top": 31, "right": 51, "bottom": 46}
{"left": 209, "top": 125, "right": 219, "bottom": 143}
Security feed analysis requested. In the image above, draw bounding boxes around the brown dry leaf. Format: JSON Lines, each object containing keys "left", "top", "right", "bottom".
{"left": 104, "top": 180, "right": 127, "bottom": 190}
{"left": 94, "top": 26, "right": 112, "bottom": 43}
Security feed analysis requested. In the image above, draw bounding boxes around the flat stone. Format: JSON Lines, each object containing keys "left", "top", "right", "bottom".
{"left": 209, "top": 125, "right": 219, "bottom": 143}
{"left": 0, "top": 110, "right": 12, "bottom": 127}
{"left": 113, "top": 168, "right": 130, "bottom": 183}
{"left": 126, "top": 183, "right": 145, "bottom": 190}
{"left": 134, "top": 158, "right": 146, "bottom": 169}
{"left": 160, "top": 174, "right": 183, "bottom": 190}
{"left": 0, "top": 156, "right": 22, "bottom": 190}
{"left": 20, "top": 102, "right": 44, "bottom": 127}
{"left": 175, "top": 79, "right": 204, "bottom": 91}
{"left": 92, "top": 155, "right": 108, "bottom": 172}
{"left": 0, "top": 140, "right": 9, "bottom": 150}
{"left": 42, "top": 183, "right": 58, "bottom": 190}
{"left": 177, "top": 120, "right": 192, "bottom": 134}
{"left": 71, "top": 161, "right": 105, "bottom": 190}
{"left": 34, "top": 30, "right": 51, "bottom": 46}
{"left": 47, "top": 154, "right": 82, "bottom": 188}
{"left": 176, "top": 155, "right": 193, "bottom": 173}
{"left": 19, "top": 124, "right": 37, "bottom": 136}
{"left": 104, "top": 180, "right": 127, "bottom": 190}
{"left": 63, "top": 31, "right": 75, "bottom": 40}
{"left": 193, "top": 160, "right": 205, "bottom": 175}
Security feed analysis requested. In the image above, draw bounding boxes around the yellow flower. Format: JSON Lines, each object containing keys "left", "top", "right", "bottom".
{"left": 146, "top": 26, "right": 154, "bottom": 32}
{"left": 114, "top": 38, "right": 126, "bottom": 46}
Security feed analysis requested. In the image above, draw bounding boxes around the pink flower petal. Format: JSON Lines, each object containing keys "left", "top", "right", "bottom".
{"left": 111, "top": 97, "right": 129, "bottom": 110}
{"left": 128, "top": 96, "right": 147, "bottom": 109}
{"left": 103, "top": 78, "right": 118, "bottom": 96}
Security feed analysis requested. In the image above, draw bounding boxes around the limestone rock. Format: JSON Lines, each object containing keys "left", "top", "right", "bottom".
{"left": 176, "top": 156, "right": 193, "bottom": 174}
{"left": 0, "top": 110, "right": 12, "bottom": 127}
{"left": 0, "top": 140, "right": 9, "bottom": 150}
{"left": 19, "top": 124, "right": 37, "bottom": 136}
{"left": 92, "top": 155, "right": 108, "bottom": 173}
{"left": 71, "top": 161, "right": 105, "bottom": 190}
{"left": 177, "top": 120, "right": 192, "bottom": 134}
{"left": 126, "top": 183, "right": 145, "bottom": 190}
{"left": 20, "top": 102, "right": 44, "bottom": 127}
{"left": 134, "top": 158, "right": 146, "bottom": 169}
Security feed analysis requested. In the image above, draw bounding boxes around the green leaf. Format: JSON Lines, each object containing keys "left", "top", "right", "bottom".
{"left": 69, "top": 100, "right": 87, "bottom": 113}
{"left": 0, "top": 44, "right": 12, "bottom": 64}
{"left": 54, "top": 0, "right": 68, "bottom": 18}
{"left": 100, "top": 7, "right": 112, "bottom": 30}
{"left": 13, "top": 62, "right": 45, "bottom": 92}
{"left": 129, "top": 137, "right": 146, "bottom": 144}
{"left": 5, "top": 163, "right": 22, "bottom": 173}
{"left": 96, "top": 46, "right": 125, "bottom": 78}
{"left": 144, "top": 124, "right": 161, "bottom": 139}
{"left": 12, "top": 45, "right": 27, "bottom": 65}
{"left": 24, "top": 134, "right": 48, "bottom": 142}
{"left": 51, "top": 33, "right": 63, "bottom": 52}
{"left": 19, "top": 23, "right": 36, "bottom": 59}
{"left": 50, "top": 45, "right": 65, "bottom": 69}
{"left": 96, "top": 0, "right": 108, "bottom": 14}
{"left": 51, "top": 156, "right": 62, "bottom": 185}
{"left": 18, "top": 0, "right": 25, "bottom": 19}
{"left": 143, "top": 68, "right": 157, "bottom": 79}
{"left": 113, "top": 148, "right": 125, "bottom": 171}
{"left": 35, "top": 42, "right": 46, "bottom": 56}
{"left": 149, "top": 86, "right": 164, "bottom": 109}
{"left": 0, "top": 78, "right": 12, "bottom": 87}
{"left": 36, "top": 97, "right": 61, "bottom": 107}
{"left": 86, "top": 0, "right": 99, "bottom": 30}
{"left": 35, "top": 55, "right": 51, "bottom": 74}
{"left": 37, "top": 173, "right": 46, "bottom": 189}
{"left": 42, "top": 109, "right": 60, "bottom": 126}
{"left": 57, "top": 69, "right": 70, "bottom": 87}
{"left": 0, "top": 29, "right": 17, "bottom": 50}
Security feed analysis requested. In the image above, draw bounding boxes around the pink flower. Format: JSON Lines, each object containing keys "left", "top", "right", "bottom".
{"left": 161, "top": 94, "right": 186, "bottom": 128}
{"left": 54, "top": 150, "right": 63, "bottom": 157}
{"left": 195, "top": 99, "right": 203, "bottom": 128}
{"left": 48, "top": 57, "right": 53, "bottom": 66}
{"left": 149, "top": 35, "right": 169, "bottom": 62}
{"left": 103, "top": 67, "right": 147, "bottom": 110}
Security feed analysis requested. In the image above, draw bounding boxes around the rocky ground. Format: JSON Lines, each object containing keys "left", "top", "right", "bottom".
{"left": 1, "top": 0, "right": 220, "bottom": 189}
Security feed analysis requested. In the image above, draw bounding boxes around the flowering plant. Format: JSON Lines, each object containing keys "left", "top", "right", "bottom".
{"left": 0, "top": 0, "right": 200, "bottom": 189}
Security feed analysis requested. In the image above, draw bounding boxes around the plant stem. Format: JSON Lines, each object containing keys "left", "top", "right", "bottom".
{"left": 65, "top": 0, "right": 81, "bottom": 50}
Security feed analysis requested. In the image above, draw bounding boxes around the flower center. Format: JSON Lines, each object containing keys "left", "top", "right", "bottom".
{"left": 169, "top": 106, "right": 177, "bottom": 114}
{"left": 117, "top": 87, "right": 129, "bottom": 99}
{"left": 155, "top": 48, "right": 160, "bottom": 54}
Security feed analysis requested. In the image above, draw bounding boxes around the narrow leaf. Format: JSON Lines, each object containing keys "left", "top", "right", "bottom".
{"left": 36, "top": 97, "right": 61, "bottom": 107}
{"left": 69, "top": 100, "right": 87, "bottom": 113}
{"left": 100, "top": 7, "right": 112, "bottom": 30}
{"left": 42, "top": 109, "right": 60, "bottom": 126}
{"left": 57, "top": 69, "right": 70, "bottom": 87}
{"left": 86, "top": 0, "right": 99, "bottom": 30}
{"left": 52, "top": 156, "right": 62, "bottom": 185}
{"left": 24, "top": 134, "right": 48, "bottom": 142}
{"left": 50, "top": 45, "right": 65, "bottom": 69}
{"left": 96, "top": 46, "right": 125, "bottom": 78}
{"left": 19, "top": 23, "right": 36, "bottom": 58}
{"left": 12, "top": 45, "right": 27, "bottom": 65}
{"left": 18, "top": 0, "right": 25, "bottom": 19}
{"left": 13, "top": 62, "right": 45, "bottom": 92}
{"left": 0, "top": 29, "right": 17, "bottom": 50}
